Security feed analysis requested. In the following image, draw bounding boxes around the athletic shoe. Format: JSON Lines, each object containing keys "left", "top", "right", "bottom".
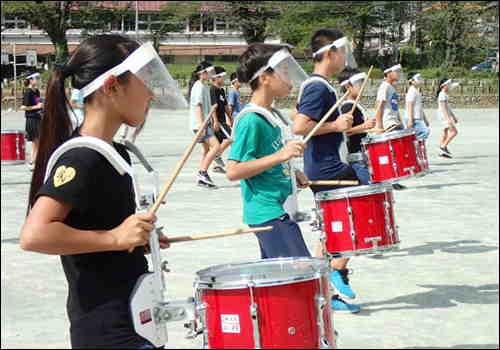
{"left": 392, "top": 183, "right": 407, "bottom": 190}
{"left": 197, "top": 180, "right": 217, "bottom": 189}
{"left": 439, "top": 146, "right": 452, "bottom": 156}
{"left": 329, "top": 269, "right": 356, "bottom": 299}
{"left": 331, "top": 295, "right": 361, "bottom": 313}
{"left": 212, "top": 165, "right": 226, "bottom": 174}
{"left": 439, "top": 152, "right": 453, "bottom": 159}
{"left": 214, "top": 156, "right": 226, "bottom": 168}
{"left": 198, "top": 171, "right": 217, "bottom": 188}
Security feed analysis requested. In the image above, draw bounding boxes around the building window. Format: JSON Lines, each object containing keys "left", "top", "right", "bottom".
{"left": 202, "top": 14, "right": 214, "bottom": 33}
{"left": 215, "top": 18, "right": 226, "bottom": 32}
{"left": 188, "top": 15, "right": 201, "bottom": 32}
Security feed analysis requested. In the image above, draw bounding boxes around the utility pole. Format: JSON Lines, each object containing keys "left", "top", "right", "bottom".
{"left": 13, "top": 42, "right": 17, "bottom": 111}
{"left": 135, "top": 1, "right": 139, "bottom": 39}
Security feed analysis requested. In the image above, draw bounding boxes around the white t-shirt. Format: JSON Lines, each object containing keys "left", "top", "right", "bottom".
{"left": 405, "top": 85, "right": 423, "bottom": 120}
{"left": 376, "top": 81, "right": 401, "bottom": 128}
{"left": 437, "top": 91, "right": 454, "bottom": 122}
{"left": 189, "top": 80, "right": 211, "bottom": 130}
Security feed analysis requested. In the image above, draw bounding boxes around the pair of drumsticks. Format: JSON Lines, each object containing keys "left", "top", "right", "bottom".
{"left": 152, "top": 66, "right": 374, "bottom": 245}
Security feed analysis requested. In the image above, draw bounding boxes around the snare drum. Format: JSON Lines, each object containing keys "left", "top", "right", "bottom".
{"left": 194, "top": 257, "right": 336, "bottom": 349}
{"left": 416, "top": 139, "right": 430, "bottom": 174}
{"left": 1, "top": 130, "right": 26, "bottom": 164}
{"left": 314, "top": 184, "right": 399, "bottom": 257}
{"left": 362, "top": 129, "right": 423, "bottom": 183}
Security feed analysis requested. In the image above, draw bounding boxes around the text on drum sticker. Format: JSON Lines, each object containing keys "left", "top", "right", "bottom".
{"left": 221, "top": 314, "right": 240, "bottom": 333}
{"left": 332, "top": 221, "right": 343, "bottom": 232}
{"left": 379, "top": 156, "right": 389, "bottom": 165}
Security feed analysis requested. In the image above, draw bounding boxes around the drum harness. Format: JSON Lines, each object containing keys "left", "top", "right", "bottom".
{"left": 44, "top": 136, "right": 198, "bottom": 348}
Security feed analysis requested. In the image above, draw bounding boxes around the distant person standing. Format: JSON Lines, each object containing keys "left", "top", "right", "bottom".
{"left": 20, "top": 73, "right": 43, "bottom": 169}
{"left": 228, "top": 72, "right": 242, "bottom": 119}
{"left": 436, "top": 78, "right": 459, "bottom": 158}
{"left": 69, "top": 87, "right": 84, "bottom": 131}
{"left": 210, "top": 66, "right": 233, "bottom": 174}
{"left": 188, "top": 61, "right": 220, "bottom": 188}
{"left": 404, "top": 72, "right": 430, "bottom": 141}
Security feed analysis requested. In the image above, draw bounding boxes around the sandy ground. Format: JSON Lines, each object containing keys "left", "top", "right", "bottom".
{"left": 1, "top": 108, "right": 498, "bottom": 349}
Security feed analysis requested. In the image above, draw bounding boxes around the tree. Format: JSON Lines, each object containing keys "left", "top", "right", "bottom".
{"left": 3, "top": 1, "right": 128, "bottom": 65}
{"left": 221, "top": 1, "right": 281, "bottom": 44}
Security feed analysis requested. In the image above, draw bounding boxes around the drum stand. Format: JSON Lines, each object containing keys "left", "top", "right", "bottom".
{"left": 124, "top": 142, "right": 202, "bottom": 348}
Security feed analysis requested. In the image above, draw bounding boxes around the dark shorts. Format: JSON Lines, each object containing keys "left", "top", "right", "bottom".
{"left": 25, "top": 117, "right": 41, "bottom": 141}
{"left": 214, "top": 123, "right": 232, "bottom": 143}
{"left": 309, "top": 165, "right": 360, "bottom": 194}
{"left": 249, "top": 213, "right": 311, "bottom": 259}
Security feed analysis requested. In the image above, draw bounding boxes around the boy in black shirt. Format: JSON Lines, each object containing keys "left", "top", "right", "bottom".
{"left": 209, "top": 66, "right": 233, "bottom": 173}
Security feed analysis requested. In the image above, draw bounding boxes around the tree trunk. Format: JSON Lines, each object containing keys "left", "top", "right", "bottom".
{"left": 53, "top": 37, "right": 69, "bottom": 66}
{"left": 355, "top": 16, "right": 368, "bottom": 66}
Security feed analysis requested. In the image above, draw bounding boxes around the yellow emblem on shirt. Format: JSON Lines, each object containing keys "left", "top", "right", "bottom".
{"left": 53, "top": 166, "right": 76, "bottom": 187}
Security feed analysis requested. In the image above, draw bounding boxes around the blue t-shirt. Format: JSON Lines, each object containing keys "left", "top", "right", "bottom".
{"left": 228, "top": 88, "right": 242, "bottom": 117}
{"left": 297, "top": 75, "right": 350, "bottom": 180}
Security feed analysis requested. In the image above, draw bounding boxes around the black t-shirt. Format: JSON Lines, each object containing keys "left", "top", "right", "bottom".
{"left": 23, "top": 88, "right": 42, "bottom": 119}
{"left": 340, "top": 102, "right": 367, "bottom": 154}
{"left": 36, "top": 135, "right": 150, "bottom": 348}
{"left": 210, "top": 85, "right": 228, "bottom": 123}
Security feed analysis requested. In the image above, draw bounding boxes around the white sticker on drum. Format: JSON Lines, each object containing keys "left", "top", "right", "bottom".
{"left": 379, "top": 155, "right": 389, "bottom": 165}
{"left": 221, "top": 314, "right": 241, "bottom": 334}
{"left": 331, "top": 221, "right": 343, "bottom": 232}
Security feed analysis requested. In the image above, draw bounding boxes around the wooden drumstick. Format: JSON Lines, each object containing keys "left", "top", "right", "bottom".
{"left": 303, "top": 91, "right": 349, "bottom": 144}
{"left": 308, "top": 180, "right": 359, "bottom": 186}
{"left": 167, "top": 226, "right": 273, "bottom": 243}
{"left": 350, "top": 65, "right": 374, "bottom": 114}
{"left": 148, "top": 104, "right": 217, "bottom": 215}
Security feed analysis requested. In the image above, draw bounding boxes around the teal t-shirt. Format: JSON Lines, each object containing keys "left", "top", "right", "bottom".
{"left": 229, "top": 111, "right": 293, "bottom": 225}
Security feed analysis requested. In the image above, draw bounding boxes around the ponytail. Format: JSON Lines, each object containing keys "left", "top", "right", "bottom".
{"left": 187, "top": 70, "right": 198, "bottom": 102}
{"left": 28, "top": 69, "right": 72, "bottom": 212}
{"left": 26, "top": 34, "right": 140, "bottom": 214}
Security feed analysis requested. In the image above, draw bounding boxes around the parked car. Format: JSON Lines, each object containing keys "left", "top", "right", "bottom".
{"left": 471, "top": 57, "right": 497, "bottom": 72}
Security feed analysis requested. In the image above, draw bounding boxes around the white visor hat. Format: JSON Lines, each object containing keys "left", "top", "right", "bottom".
{"left": 197, "top": 65, "right": 216, "bottom": 79}
{"left": 410, "top": 73, "right": 422, "bottom": 82}
{"left": 340, "top": 72, "right": 367, "bottom": 88}
{"left": 212, "top": 71, "right": 226, "bottom": 79}
{"left": 312, "top": 36, "right": 357, "bottom": 69}
{"left": 27, "top": 72, "right": 40, "bottom": 80}
{"left": 80, "top": 42, "right": 187, "bottom": 109}
{"left": 384, "top": 64, "right": 402, "bottom": 74}
{"left": 441, "top": 79, "right": 460, "bottom": 89}
{"left": 250, "top": 48, "right": 308, "bottom": 89}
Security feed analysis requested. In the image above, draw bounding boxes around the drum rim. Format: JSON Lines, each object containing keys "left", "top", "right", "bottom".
{"left": 1, "top": 130, "right": 26, "bottom": 134}
{"left": 315, "top": 183, "right": 393, "bottom": 201}
{"left": 195, "top": 257, "right": 329, "bottom": 289}
{"left": 325, "top": 242, "right": 400, "bottom": 258}
{"left": 362, "top": 129, "right": 415, "bottom": 144}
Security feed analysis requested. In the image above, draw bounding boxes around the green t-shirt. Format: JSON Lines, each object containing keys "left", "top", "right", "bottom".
{"left": 229, "top": 111, "right": 293, "bottom": 225}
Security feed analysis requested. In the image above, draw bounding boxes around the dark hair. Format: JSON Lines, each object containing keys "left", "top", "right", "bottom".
{"left": 188, "top": 60, "right": 212, "bottom": 100}
{"left": 310, "top": 28, "right": 344, "bottom": 63}
{"left": 236, "top": 43, "right": 285, "bottom": 91}
{"left": 436, "top": 77, "right": 449, "bottom": 98}
{"left": 23, "top": 79, "right": 31, "bottom": 88}
{"left": 28, "top": 34, "right": 140, "bottom": 212}
{"left": 337, "top": 67, "right": 361, "bottom": 93}
{"left": 230, "top": 72, "right": 238, "bottom": 82}
{"left": 407, "top": 72, "right": 417, "bottom": 85}
{"left": 213, "top": 66, "right": 225, "bottom": 76}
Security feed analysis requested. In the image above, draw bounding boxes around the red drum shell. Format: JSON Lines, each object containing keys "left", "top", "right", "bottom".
{"left": 196, "top": 258, "right": 335, "bottom": 349}
{"left": 1, "top": 130, "right": 26, "bottom": 164}
{"left": 363, "top": 130, "right": 422, "bottom": 183}
{"left": 315, "top": 184, "right": 399, "bottom": 257}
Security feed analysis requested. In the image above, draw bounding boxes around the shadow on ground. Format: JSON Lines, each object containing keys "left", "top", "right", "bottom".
{"left": 368, "top": 240, "right": 498, "bottom": 260}
{"left": 357, "top": 283, "right": 498, "bottom": 316}
{"left": 409, "top": 182, "right": 478, "bottom": 190}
